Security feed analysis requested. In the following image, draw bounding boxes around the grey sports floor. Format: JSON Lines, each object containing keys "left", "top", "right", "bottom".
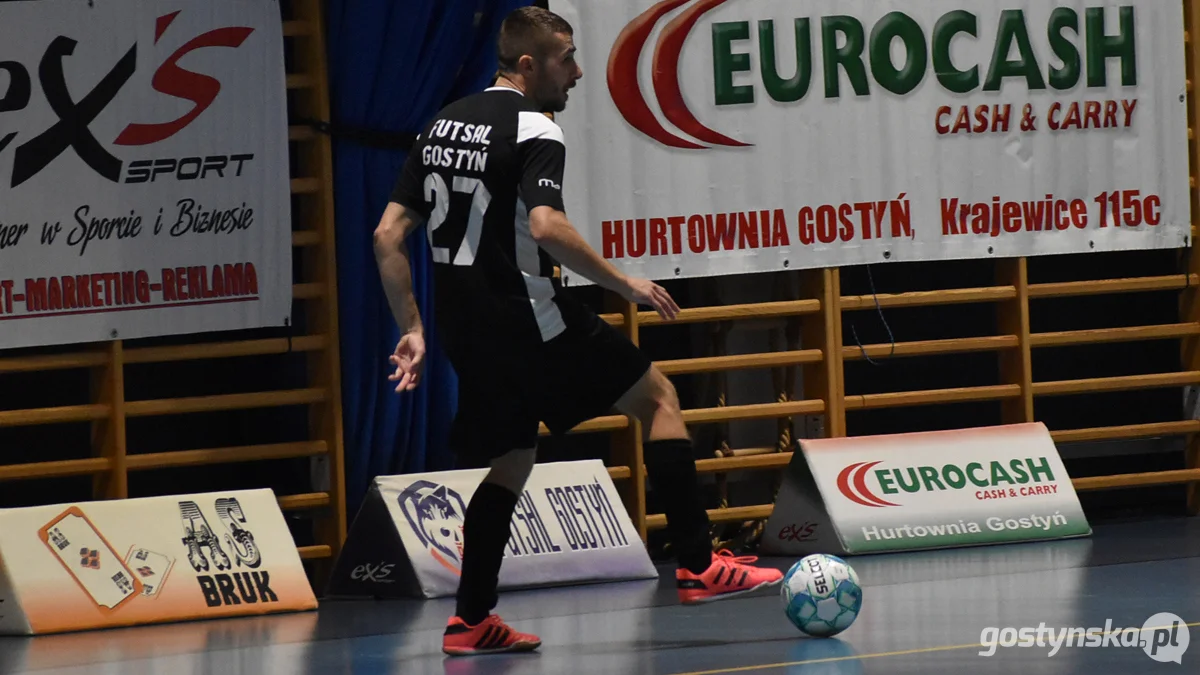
{"left": 1, "top": 516, "right": 1197, "bottom": 674}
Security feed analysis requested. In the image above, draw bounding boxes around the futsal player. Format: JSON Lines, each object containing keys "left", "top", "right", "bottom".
{"left": 373, "top": 6, "right": 784, "bottom": 657}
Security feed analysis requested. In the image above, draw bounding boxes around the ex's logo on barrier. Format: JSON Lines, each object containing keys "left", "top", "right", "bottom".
{"left": 350, "top": 562, "right": 396, "bottom": 584}
{"left": 778, "top": 522, "right": 819, "bottom": 543}
{"left": 0, "top": 10, "right": 254, "bottom": 188}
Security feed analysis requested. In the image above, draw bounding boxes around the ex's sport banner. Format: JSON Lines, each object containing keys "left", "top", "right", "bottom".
{"left": 0, "top": 0, "right": 291, "bottom": 348}
{"left": 550, "top": 0, "right": 1191, "bottom": 284}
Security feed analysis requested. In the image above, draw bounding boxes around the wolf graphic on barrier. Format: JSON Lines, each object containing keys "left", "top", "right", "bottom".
{"left": 215, "top": 498, "right": 261, "bottom": 569}
{"left": 179, "top": 501, "right": 232, "bottom": 573}
{"left": 398, "top": 481, "right": 467, "bottom": 576}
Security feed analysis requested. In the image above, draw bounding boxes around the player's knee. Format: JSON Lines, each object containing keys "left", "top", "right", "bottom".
{"left": 617, "top": 366, "right": 683, "bottom": 426}
{"left": 636, "top": 368, "right": 681, "bottom": 422}
{"left": 652, "top": 372, "right": 681, "bottom": 417}
{"left": 484, "top": 447, "right": 536, "bottom": 494}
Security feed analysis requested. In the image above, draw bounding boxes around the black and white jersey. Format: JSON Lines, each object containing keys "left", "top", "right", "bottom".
{"left": 390, "top": 87, "right": 571, "bottom": 344}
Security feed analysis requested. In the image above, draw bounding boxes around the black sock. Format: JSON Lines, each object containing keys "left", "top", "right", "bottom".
{"left": 644, "top": 438, "right": 713, "bottom": 574}
{"left": 455, "top": 481, "right": 520, "bottom": 625}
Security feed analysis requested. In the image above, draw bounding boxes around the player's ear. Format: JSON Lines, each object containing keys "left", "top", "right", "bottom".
{"left": 517, "top": 53, "right": 536, "bottom": 77}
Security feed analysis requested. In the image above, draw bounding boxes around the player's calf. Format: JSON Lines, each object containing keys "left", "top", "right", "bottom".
{"left": 450, "top": 448, "right": 538, "bottom": 631}
{"left": 615, "top": 365, "right": 784, "bottom": 598}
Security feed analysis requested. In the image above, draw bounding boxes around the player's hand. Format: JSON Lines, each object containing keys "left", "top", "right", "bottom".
{"left": 623, "top": 277, "right": 681, "bottom": 321}
{"left": 388, "top": 330, "right": 426, "bottom": 392}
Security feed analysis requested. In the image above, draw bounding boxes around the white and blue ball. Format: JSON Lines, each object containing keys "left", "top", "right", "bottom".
{"left": 781, "top": 553, "right": 862, "bottom": 637}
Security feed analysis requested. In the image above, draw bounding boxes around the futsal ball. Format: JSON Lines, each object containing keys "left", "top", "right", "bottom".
{"left": 781, "top": 553, "right": 862, "bottom": 637}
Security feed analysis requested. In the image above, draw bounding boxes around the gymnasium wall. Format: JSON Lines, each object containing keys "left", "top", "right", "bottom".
{"left": 0, "top": 0, "right": 347, "bottom": 582}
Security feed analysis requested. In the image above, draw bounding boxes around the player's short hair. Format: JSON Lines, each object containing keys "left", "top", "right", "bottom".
{"left": 497, "top": 6, "right": 573, "bottom": 74}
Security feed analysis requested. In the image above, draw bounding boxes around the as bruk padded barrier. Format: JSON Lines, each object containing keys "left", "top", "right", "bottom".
{"left": 0, "top": 489, "right": 317, "bottom": 635}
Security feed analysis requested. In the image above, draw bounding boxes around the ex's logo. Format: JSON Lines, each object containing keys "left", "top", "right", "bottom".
{"left": 778, "top": 522, "right": 818, "bottom": 542}
{"left": 351, "top": 562, "right": 396, "bottom": 584}
{"left": 837, "top": 461, "right": 900, "bottom": 508}
{"left": 0, "top": 10, "right": 253, "bottom": 188}
{"left": 606, "top": 0, "right": 749, "bottom": 150}
{"left": 398, "top": 480, "right": 467, "bottom": 576}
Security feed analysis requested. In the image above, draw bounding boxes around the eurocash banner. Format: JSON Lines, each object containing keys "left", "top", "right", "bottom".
{"left": 761, "top": 423, "right": 1091, "bottom": 556}
{"left": 0, "top": 489, "right": 317, "bottom": 635}
{"left": 326, "top": 460, "right": 658, "bottom": 599}
{"left": 550, "top": 0, "right": 1190, "bottom": 284}
{"left": 0, "top": 0, "right": 291, "bottom": 349}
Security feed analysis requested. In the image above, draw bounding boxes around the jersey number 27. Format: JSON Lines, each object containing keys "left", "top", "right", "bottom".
{"left": 426, "top": 173, "right": 491, "bottom": 266}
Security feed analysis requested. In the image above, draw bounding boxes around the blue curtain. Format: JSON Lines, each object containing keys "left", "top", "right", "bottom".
{"left": 326, "top": 0, "right": 530, "bottom": 515}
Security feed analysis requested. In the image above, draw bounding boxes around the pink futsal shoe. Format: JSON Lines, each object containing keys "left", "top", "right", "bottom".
{"left": 442, "top": 614, "right": 542, "bottom": 656}
{"left": 676, "top": 549, "right": 784, "bottom": 604}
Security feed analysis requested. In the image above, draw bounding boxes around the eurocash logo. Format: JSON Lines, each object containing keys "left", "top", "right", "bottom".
{"left": 837, "top": 457, "right": 1058, "bottom": 508}
{"left": 607, "top": 1, "right": 1137, "bottom": 149}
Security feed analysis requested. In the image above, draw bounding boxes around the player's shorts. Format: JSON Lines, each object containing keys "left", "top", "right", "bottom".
{"left": 440, "top": 293, "right": 651, "bottom": 467}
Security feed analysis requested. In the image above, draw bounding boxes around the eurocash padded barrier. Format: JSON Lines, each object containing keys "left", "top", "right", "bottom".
{"left": 762, "top": 423, "right": 1091, "bottom": 556}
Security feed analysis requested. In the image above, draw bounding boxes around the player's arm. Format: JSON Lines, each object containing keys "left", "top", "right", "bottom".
{"left": 374, "top": 150, "right": 429, "bottom": 392}
{"left": 373, "top": 201, "right": 425, "bottom": 337}
{"left": 528, "top": 209, "right": 674, "bottom": 319}
{"left": 529, "top": 207, "right": 626, "bottom": 293}
{"left": 520, "top": 114, "right": 679, "bottom": 320}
